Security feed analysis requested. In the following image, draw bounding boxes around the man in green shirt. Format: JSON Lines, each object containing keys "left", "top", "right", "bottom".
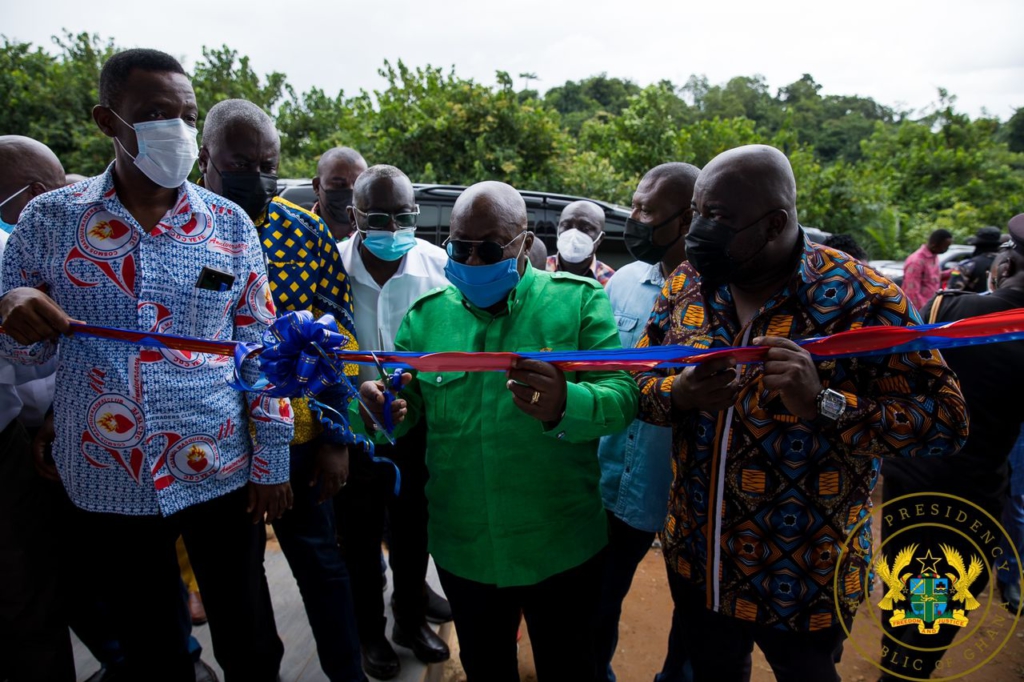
{"left": 358, "top": 181, "right": 638, "bottom": 681}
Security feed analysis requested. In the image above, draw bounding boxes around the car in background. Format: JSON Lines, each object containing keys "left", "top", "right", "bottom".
{"left": 278, "top": 179, "right": 833, "bottom": 270}
{"left": 867, "top": 244, "right": 974, "bottom": 286}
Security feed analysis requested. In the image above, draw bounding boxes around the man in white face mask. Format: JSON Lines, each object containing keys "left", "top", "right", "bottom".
{"left": 0, "top": 48, "right": 291, "bottom": 682}
{"left": 546, "top": 200, "right": 616, "bottom": 287}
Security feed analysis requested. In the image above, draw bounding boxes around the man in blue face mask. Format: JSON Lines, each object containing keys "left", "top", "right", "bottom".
{"left": 335, "top": 165, "right": 452, "bottom": 680}
{"left": 0, "top": 136, "right": 66, "bottom": 235}
{"left": 356, "top": 181, "right": 639, "bottom": 682}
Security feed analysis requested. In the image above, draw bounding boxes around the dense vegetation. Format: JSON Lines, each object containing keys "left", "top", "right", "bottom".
{"left": 3, "top": 32, "right": 1022, "bottom": 258}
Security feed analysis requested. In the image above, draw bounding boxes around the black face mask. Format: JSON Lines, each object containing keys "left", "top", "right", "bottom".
{"left": 624, "top": 208, "right": 688, "bottom": 265}
{"left": 321, "top": 187, "right": 353, "bottom": 226}
{"left": 685, "top": 210, "right": 779, "bottom": 287}
{"left": 213, "top": 162, "right": 277, "bottom": 222}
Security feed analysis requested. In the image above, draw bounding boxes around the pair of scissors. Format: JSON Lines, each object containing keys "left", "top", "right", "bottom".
{"left": 371, "top": 351, "right": 405, "bottom": 435}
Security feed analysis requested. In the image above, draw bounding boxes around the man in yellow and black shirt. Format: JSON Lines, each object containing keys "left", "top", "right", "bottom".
{"left": 200, "top": 99, "right": 367, "bottom": 682}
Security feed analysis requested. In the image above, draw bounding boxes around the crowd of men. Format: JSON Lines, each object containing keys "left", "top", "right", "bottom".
{"left": 1, "top": 47, "right": 1022, "bottom": 682}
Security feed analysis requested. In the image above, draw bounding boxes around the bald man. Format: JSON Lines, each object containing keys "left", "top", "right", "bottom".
{"left": 200, "top": 99, "right": 367, "bottom": 682}
{"left": 358, "top": 181, "right": 638, "bottom": 682}
{"left": 635, "top": 145, "right": 968, "bottom": 682}
{"left": 0, "top": 135, "right": 65, "bottom": 234}
{"left": 313, "top": 147, "right": 368, "bottom": 240}
{"left": 547, "top": 200, "right": 615, "bottom": 286}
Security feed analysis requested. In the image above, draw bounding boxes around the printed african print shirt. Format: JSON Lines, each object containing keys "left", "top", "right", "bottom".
{"left": 255, "top": 197, "right": 358, "bottom": 446}
{"left": 0, "top": 165, "right": 294, "bottom": 516}
{"left": 546, "top": 255, "right": 616, "bottom": 287}
{"left": 636, "top": 239, "right": 968, "bottom": 632}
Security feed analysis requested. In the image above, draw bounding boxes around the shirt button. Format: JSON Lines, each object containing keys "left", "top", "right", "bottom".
{"left": 436, "top": 376, "right": 443, "bottom": 384}
{"left": 557, "top": 431, "right": 566, "bottom": 439}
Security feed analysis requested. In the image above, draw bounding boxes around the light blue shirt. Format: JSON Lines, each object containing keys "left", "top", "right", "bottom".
{"left": 597, "top": 260, "right": 674, "bottom": 533}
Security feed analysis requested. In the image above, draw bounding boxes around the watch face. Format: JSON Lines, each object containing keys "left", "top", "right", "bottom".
{"left": 820, "top": 390, "right": 846, "bottom": 420}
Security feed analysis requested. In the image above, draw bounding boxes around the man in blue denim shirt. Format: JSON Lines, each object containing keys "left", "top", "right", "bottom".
{"left": 595, "top": 163, "right": 699, "bottom": 682}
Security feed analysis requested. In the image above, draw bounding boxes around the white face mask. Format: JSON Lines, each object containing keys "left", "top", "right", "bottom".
{"left": 112, "top": 111, "right": 198, "bottom": 189}
{"left": 557, "top": 228, "right": 598, "bottom": 264}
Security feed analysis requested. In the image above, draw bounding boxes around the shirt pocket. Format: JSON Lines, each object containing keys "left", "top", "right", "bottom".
{"left": 418, "top": 370, "right": 469, "bottom": 426}
{"left": 188, "top": 288, "right": 235, "bottom": 339}
{"left": 615, "top": 313, "right": 641, "bottom": 348}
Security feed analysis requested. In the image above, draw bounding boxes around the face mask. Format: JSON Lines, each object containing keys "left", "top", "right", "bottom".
{"left": 0, "top": 185, "right": 29, "bottom": 233}
{"left": 556, "top": 228, "right": 597, "bottom": 264}
{"left": 685, "top": 211, "right": 777, "bottom": 287}
{"left": 624, "top": 208, "right": 688, "bottom": 265}
{"left": 360, "top": 228, "right": 417, "bottom": 262}
{"left": 444, "top": 235, "right": 527, "bottom": 309}
{"left": 213, "top": 162, "right": 278, "bottom": 222}
{"left": 321, "top": 188, "right": 353, "bottom": 225}
{"left": 112, "top": 112, "right": 198, "bottom": 189}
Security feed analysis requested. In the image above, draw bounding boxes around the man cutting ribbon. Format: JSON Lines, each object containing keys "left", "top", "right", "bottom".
{"left": 357, "top": 181, "right": 638, "bottom": 682}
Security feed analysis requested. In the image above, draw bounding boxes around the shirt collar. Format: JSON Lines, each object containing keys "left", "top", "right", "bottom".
{"left": 349, "top": 231, "right": 433, "bottom": 280}
{"left": 643, "top": 261, "right": 666, "bottom": 287}
{"left": 68, "top": 163, "right": 213, "bottom": 229}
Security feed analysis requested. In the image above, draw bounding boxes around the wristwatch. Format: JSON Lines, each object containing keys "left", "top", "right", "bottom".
{"left": 816, "top": 388, "right": 847, "bottom": 422}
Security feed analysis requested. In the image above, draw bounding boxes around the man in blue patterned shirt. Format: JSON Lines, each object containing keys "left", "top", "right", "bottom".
{"left": 0, "top": 49, "right": 290, "bottom": 681}
{"left": 199, "top": 98, "right": 367, "bottom": 682}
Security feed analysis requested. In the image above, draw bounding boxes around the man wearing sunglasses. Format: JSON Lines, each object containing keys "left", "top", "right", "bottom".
{"left": 357, "top": 181, "right": 638, "bottom": 682}
{"left": 199, "top": 99, "right": 367, "bottom": 682}
{"left": 335, "top": 165, "right": 452, "bottom": 679}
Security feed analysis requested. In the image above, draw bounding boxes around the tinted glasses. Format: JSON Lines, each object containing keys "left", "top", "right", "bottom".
{"left": 354, "top": 206, "right": 420, "bottom": 229}
{"left": 444, "top": 232, "right": 527, "bottom": 265}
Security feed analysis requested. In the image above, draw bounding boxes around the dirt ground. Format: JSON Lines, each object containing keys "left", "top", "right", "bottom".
{"left": 444, "top": 549, "right": 1024, "bottom": 682}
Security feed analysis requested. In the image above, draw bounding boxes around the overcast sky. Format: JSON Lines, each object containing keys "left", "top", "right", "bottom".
{"left": 5, "top": 0, "right": 1022, "bottom": 119}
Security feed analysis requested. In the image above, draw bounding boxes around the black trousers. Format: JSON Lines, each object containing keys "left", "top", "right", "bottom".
{"left": 80, "top": 486, "right": 283, "bottom": 682}
{"left": 334, "top": 422, "right": 429, "bottom": 640}
{"left": 668, "top": 571, "right": 847, "bottom": 682}
{"left": 0, "top": 420, "right": 74, "bottom": 682}
{"left": 437, "top": 549, "right": 607, "bottom": 682}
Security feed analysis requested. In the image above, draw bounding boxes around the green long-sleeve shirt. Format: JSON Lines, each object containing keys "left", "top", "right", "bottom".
{"left": 384, "top": 264, "right": 638, "bottom": 587}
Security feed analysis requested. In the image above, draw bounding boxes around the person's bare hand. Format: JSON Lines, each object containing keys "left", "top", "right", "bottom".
{"left": 0, "top": 288, "right": 76, "bottom": 344}
{"left": 755, "top": 336, "right": 822, "bottom": 421}
{"left": 311, "top": 443, "right": 349, "bottom": 504}
{"left": 246, "top": 481, "right": 293, "bottom": 524}
{"left": 357, "top": 375, "right": 411, "bottom": 431}
{"left": 506, "top": 359, "right": 568, "bottom": 424}
{"left": 671, "top": 356, "right": 739, "bottom": 413}
{"left": 31, "top": 410, "right": 60, "bottom": 482}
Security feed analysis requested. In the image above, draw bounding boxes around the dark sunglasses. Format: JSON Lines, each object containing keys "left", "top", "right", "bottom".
{"left": 354, "top": 206, "right": 420, "bottom": 229}
{"left": 443, "top": 232, "right": 527, "bottom": 265}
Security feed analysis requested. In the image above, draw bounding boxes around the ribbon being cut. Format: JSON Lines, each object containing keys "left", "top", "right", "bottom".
{"left": 3, "top": 307, "right": 1024, "bottom": 455}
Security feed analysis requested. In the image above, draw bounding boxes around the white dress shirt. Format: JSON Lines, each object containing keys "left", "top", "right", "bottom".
{"left": 0, "top": 229, "right": 57, "bottom": 431}
{"left": 339, "top": 234, "right": 449, "bottom": 384}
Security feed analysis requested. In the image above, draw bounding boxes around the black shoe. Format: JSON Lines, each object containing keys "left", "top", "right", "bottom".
{"left": 361, "top": 635, "right": 400, "bottom": 680}
{"left": 392, "top": 622, "right": 450, "bottom": 664}
{"left": 1000, "top": 580, "right": 1022, "bottom": 613}
{"left": 425, "top": 583, "right": 452, "bottom": 624}
{"left": 194, "top": 660, "right": 219, "bottom": 682}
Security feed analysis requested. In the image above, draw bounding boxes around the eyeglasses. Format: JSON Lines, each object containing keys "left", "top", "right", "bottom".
{"left": 354, "top": 206, "right": 420, "bottom": 230}
{"left": 443, "top": 232, "right": 527, "bottom": 265}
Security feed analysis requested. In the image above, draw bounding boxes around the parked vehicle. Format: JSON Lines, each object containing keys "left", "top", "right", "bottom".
{"left": 277, "top": 179, "right": 832, "bottom": 270}
{"left": 867, "top": 244, "right": 974, "bottom": 286}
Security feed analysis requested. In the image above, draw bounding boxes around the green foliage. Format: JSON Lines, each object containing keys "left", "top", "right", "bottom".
{"left": 1, "top": 32, "right": 1021, "bottom": 260}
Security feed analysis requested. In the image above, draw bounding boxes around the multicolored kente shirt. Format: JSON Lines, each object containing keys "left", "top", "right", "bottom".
{"left": 0, "top": 166, "right": 294, "bottom": 516}
{"left": 636, "top": 239, "right": 968, "bottom": 631}
{"left": 255, "top": 197, "right": 358, "bottom": 445}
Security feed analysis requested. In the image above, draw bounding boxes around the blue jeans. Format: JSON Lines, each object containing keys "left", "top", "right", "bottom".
{"left": 272, "top": 439, "right": 366, "bottom": 682}
{"left": 595, "top": 512, "right": 660, "bottom": 682}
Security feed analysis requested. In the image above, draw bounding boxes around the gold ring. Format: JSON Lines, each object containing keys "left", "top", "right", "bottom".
{"left": 530, "top": 390, "right": 541, "bottom": 405}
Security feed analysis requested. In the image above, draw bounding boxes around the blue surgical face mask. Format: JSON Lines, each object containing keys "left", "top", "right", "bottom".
{"left": 444, "top": 235, "right": 527, "bottom": 309}
{"left": 360, "top": 228, "right": 417, "bottom": 262}
{"left": 0, "top": 185, "right": 30, "bottom": 233}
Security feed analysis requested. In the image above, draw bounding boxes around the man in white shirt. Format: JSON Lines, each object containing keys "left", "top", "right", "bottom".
{"left": 335, "top": 165, "right": 451, "bottom": 680}
{"left": 0, "top": 135, "right": 69, "bottom": 681}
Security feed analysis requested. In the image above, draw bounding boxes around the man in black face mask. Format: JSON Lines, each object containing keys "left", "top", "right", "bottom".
{"left": 313, "top": 146, "right": 368, "bottom": 241}
{"left": 200, "top": 99, "right": 368, "bottom": 682}
{"left": 634, "top": 145, "right": 968, "bottom": 682}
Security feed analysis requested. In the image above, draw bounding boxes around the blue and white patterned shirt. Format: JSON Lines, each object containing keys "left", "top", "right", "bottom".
{"left": 0, "top": 165, "right": 294, "bottom": 516}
